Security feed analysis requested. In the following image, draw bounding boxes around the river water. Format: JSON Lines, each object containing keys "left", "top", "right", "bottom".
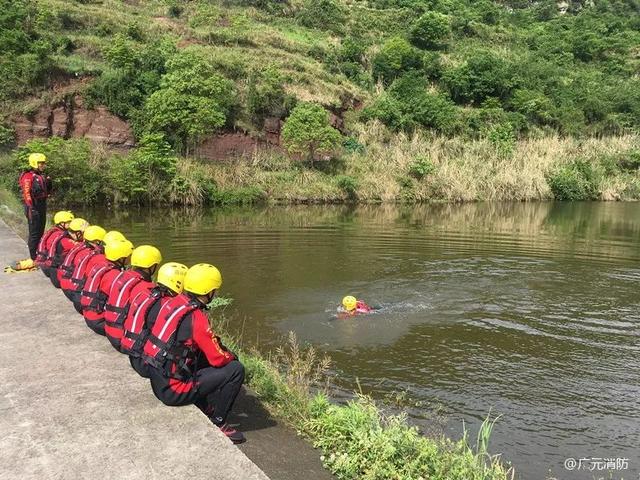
{"left": 87, "top": 202, "right": 640, "bottom": 480}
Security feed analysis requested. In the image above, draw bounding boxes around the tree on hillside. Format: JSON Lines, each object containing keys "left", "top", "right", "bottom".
{"left": 409, "top": 12, "right": 451, "bottom": 50}
{"left": 141, "top": 49, "right": 234, "bottom": 153}
{"left": 372, "top": 37, "right": 423, "bottom": 85}
{"left": 282, "top": 103, "right": 342, "bottom": 165}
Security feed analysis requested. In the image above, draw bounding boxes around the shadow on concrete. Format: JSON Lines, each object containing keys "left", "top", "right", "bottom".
{"left": 231, "top": 387, "right": 278, "bottom": 432}
{"left": 231, "top": 388, "right": 336, "bottom": 480}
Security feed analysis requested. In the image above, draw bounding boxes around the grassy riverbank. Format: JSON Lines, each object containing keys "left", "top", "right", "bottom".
{"left": 2, "top": 131, "right": 639, "bottom": 207}
{"left": 219, "top": 327, "right": 513, "bottom": 480}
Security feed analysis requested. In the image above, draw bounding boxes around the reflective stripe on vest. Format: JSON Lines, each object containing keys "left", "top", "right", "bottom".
{"left": 60, "top": 243, "right": 86, "bottom": 278}
{"left": 35, "top": 229, "right": 57, "bottom": 260}
{"left": 81, "top": 265, "right": 113, "bottom": 312}
{"left": 70, "top": 249, "right": 98, "bottom": 289}
{"left": 104, "top": 271, "right": 144, "bottom": 328}
{"left": 37, "top": 229, "right": 64, "bottom": 264}
{"left": 142, "top": 295, "right": 199, "bottom": 379}
{"left": 121, "top": 289, "right": 162, "bottom": 356}
{"left": 47, "top": 231, "right": 67, "bottom": 267}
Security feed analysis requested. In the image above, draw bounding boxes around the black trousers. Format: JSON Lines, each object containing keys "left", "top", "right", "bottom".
{"left": 50, "top": 269, "right": 61, "bottom": 288}
{"left": 150, "top": 360, "right": 245, "bottom": 424}
{"left": 129, "top": 356, "right": 151, "bottom": 378}
{"left": 85, "top": 319, "right": 106, "bottom": 336}
{"left": 26, "top": 203, "right": 46, "bottom": 260}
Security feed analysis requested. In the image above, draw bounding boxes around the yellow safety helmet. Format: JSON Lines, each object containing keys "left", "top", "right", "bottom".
{"left": 68, "top": 218, "right": 89, "bottom": 233}
{"left": 184, "top": 263, "right": 222, "bottom": 296}
{"left": 105, "top": 240, "right": 134, "bottom": 262}
{"left": 103, "top": 230, "right": 126, "bottom": 244}
{"left": 157, "top": 262, "right": 188, "bottom": 294}
{"left": 53, "top": 210, "right": 74, "bottom": 226}
{"left": 84, "top": 225, "right": 106, "bottom": 243}
{"left": 131, "top": 245, "right": 162, "bottom": 269}
{"left": 28, "top": 153, "right": 47, "bottom": 169}
{"left": 342, "top": 295, "right": 357, "bottom": 311}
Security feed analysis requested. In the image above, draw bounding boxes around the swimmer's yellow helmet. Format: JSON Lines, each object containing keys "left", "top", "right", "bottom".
{"left": 342, "top": 295, "right": 357, "bottom": 311}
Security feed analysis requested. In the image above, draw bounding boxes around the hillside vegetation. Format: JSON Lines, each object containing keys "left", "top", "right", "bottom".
{"left": 1, "top": 0, "right": 639, "bottom": 204}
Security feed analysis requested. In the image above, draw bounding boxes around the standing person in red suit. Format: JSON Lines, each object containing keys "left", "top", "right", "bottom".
{"left": 143, "top": 263, "right": 246, "bottom": 444}
{"left": 18, "top": 152, "right": 52, "bottom": 262}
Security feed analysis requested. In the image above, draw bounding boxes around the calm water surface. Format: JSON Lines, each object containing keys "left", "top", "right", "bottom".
{"left": 87, "top": 202, "right": 640, "bottom": 480}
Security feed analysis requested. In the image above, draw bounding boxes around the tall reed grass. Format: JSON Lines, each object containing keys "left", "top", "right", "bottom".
{"left": 201, "top": 124, "right": 640, "bottom": 203}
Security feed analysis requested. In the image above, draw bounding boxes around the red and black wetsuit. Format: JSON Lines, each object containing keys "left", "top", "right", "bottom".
{"left": 49, "top": 233, "right": 78, "bottom": 289}
{"left": 80, "top": 259, "right": 123, "bottom": 336}
{"left": 143, "top": 294, "right": 244, "bottom": 424}
{"left": 19, "top": 169, "right": 51, "bottom": 260}
{"left": 35, "top": 226, "right": 65, "bottom": 276}
{"left": 61, "top": 246, "right": 102, "bottom": 313}
{"left": 103, "top": 269, "right": 153, "bottom": 351}
{"left": 121, "top": 285, "right": 168, "bottom": 378}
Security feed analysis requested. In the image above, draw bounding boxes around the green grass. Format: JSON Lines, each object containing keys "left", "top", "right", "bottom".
{"left": 213, "top": 320, "right": 513, "bottom": 480}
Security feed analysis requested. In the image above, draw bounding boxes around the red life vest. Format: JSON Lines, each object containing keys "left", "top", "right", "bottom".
{"left": 121, "top": 287, "right": 164, "bottom": 356}
{"left": 19, "top": 170, "right": 49, "bottom": 205}
{"left": 103, "top": 270, "right": 146, "bottom": 346}
{"left": 142, "top": 294, "right": 200, "bottom": 381}
{"left": 35, "top": 227, "right": 64, "bottom": 266}
{"left": 61, "top": 246, "right": 97, "bottom": 292}
{"left": 81, "top": 261, "right": 117, "bottom": 314}
{"left": 72, "top": 252, "right": 105, "bottom": 293}
{"left": 57, "top": 242, "right": 87, "bottom": 284}
{"left": 46, "top": 231, "right": 70, "bottom": 268}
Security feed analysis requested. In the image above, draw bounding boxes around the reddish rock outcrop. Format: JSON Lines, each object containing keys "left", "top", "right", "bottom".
{"left": 195, "top": 132, "right": 280, "bottom": 161}
{"left": 11, "top": 96, "right": 135, "bottom": 149}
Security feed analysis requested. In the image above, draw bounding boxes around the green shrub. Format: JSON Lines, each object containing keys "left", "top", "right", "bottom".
{"left": 210, "top": 186, "right": 266, "bottom": 205}
{"left": 247, "top": 65, "right": 292, "bottom": 123}
{"left": 409, "top": 12, "right": 451, "bottom": 50}
{"left": 336, "top": 175, "right": 358, "bottom": 200}
{"left": 108, "top": 133, "right": 178, "bottom": 205}
{"left": 365, "top": 73, "right": 459, "bottom": 133}
{"left": 408, "top": 155, "right": 435, "bottom": 179}
{"left": 443, "top": 50, "right": 515, "bottom": 104}
{"left": 343, "top": 137, "right": 365, "bottom": 154}
{"left": 282, "top": 103, "right": 342, "bottom": 163}
{"left": 297, "top": 0, "right": 347, "bottom": 33}
{"left": 0, "top": 124, "right": 15, "bottom": 149}
{"left": 372, "top": 37, "right": 423, "bottom": 85}
{"left": 547, "top": 160, "right": 602, "bottom": 201}
{"left": 488, "top": 123, "right": 516, "bottom": 157}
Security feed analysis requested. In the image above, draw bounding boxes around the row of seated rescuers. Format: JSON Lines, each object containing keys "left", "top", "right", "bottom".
{"left": 35, "top": 210, "right": 246, "bottom": 444}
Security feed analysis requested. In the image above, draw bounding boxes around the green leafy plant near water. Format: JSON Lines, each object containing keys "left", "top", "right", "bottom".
{"left": 216, "top": 325, "right": 513, "bottom": 480}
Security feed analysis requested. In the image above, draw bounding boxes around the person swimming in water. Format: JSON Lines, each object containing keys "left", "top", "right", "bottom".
{"left": 339, "top": 295, "right": 372, "bottom": 315}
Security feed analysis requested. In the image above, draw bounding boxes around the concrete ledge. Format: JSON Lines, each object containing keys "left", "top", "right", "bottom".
{"left": 0, "top": 220, "right": 269, "bottom": 480}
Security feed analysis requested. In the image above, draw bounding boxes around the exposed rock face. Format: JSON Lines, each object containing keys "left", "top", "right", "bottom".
{"left": 11, "top": 96, "right": 135, "bottom": 149}
{"left": 195, "top": 132, "right": 281, "bottom": 161}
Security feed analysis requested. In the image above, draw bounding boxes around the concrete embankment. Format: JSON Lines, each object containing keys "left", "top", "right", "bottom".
{"left": 0, "top": 220, "right": 269, "bottom": 480}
